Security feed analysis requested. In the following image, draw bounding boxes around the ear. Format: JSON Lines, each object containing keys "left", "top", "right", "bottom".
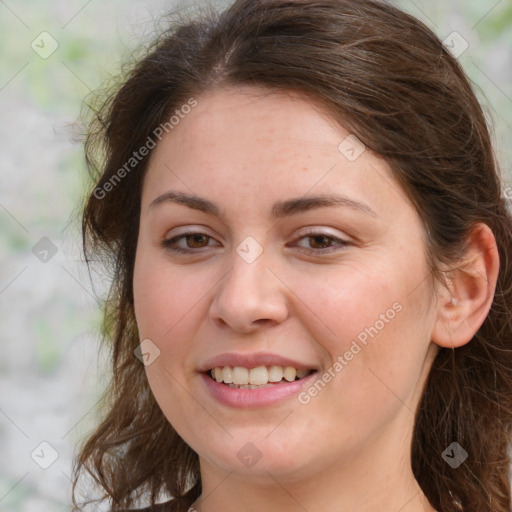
{"left": 431, "top": 223, "right": 500, "bottom": 349}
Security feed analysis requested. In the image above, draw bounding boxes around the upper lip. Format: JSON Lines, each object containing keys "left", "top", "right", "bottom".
{"left": 198, "top": 352, "right": 319, "bottom": 372}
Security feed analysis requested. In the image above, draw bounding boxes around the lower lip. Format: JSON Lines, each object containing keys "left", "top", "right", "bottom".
{"left": 201, "top": 372, "right": 317, "bottom": 408}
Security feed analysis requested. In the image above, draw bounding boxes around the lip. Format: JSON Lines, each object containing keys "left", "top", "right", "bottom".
{"left": 201, "top": 371, "right": 318, "bottom": 408}
{"left": 198, "top": 352, "right": 318, "bottom": 373}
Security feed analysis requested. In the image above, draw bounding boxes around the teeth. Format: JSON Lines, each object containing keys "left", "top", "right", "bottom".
{"left": 296, "top": 368, "right": 309, "bottom": 378}
{"left": 209, "top": 365, "right": 313, "bottom": 386}
{"left": 283, "top": 366, "right": 297, "bottom": 381}
{"left": 222, "top": 366, "right": 233, "bottom": 384}
{"left": 268, "top": 365, "right": 283, "bottom": 382}
{"left": 233, "top": 366, "right": 249, "bottom": 385}
{"left": 249, "top": 366, "right": 268, "bottom": 385}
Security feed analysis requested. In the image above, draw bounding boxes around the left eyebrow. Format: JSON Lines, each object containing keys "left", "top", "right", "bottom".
{"left": 271, "top": 194, "right": 377, "bottom": 219}
{"left": 148, "top": 191, "right": 377, "bottom": 219}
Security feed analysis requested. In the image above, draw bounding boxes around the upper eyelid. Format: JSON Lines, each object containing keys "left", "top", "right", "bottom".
{"left": 164, "top": 226, "right": 218, "bottom": 241}
{"left": 163, "top": 228, "right": 350, "bottom": 251}
{"left": 163, "top": 226, "right": 349, "bottom": 241}
{"left": 293, "top": 226, "right": 349, "bottom": 239}
{"left": 290, "top": 231, "right": 350, "bottom": 249}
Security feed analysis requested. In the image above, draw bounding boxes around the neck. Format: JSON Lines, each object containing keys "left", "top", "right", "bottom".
{"left": 191, "top": 424, "right": 437, "bottom": 512}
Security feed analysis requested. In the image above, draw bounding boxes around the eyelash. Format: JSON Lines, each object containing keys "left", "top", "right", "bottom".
{"left": 161, "top": 229, "right": 351, "bottom": 255}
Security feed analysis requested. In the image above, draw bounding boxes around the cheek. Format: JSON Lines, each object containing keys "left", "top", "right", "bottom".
{"left": 288, "top": 259, "right": 406, "bottom": 352}
{"left": 133, "top": 252, "right": 212, "bottom": 419}
{"left": 133, "top": 255, "right": 211, "bottom": 441}
{"left": 133, "top": 251, "right": 209, "bottom": 341}
{"left": 291, "top": 257, "right": 433, "bottom": 410}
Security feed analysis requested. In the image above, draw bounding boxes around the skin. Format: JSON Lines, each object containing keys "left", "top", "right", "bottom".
{"left": 133, "top": 85, "right": 499, "bottom": 512}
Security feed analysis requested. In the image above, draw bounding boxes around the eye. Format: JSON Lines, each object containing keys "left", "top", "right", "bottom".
{"left": 289, "top": 230, "right": 351, "bottom": 253}
{"left": 162, "top": 228, "right": 351, "bottom": 255}
{"left": 162, "top": 231, "right": 220, "bottom": 254}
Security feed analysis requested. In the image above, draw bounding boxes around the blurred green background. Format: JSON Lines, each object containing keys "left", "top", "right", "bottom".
{"left": 0, "top": 0, "right": 510, "bottom": 511}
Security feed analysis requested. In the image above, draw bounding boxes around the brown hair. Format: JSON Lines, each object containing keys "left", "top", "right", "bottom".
{"left": 74, "top": 0, "right": 512, "bottom": 510}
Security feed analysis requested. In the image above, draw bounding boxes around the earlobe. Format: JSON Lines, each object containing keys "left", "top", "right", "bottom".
{"left": 431, "top": 223, "right": 500, "bottom": 349}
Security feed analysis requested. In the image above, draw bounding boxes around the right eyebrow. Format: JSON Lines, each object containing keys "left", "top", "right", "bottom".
{"left": 149, "top": 191, "right": 222, "bottom": 216}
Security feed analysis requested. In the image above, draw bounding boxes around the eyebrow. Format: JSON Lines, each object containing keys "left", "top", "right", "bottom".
{"left": 148, "top": 191, "right": 377, "bottom": 219}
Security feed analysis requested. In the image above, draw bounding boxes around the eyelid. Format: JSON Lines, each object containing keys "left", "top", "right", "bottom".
{"left": 162, "top": 227, "right": 221, "bottom": 252}
{"left": 162, "top": 225, "right": 352, "bottom": 255}
{"left": 294, "top": 226, "right": 349, "bottom": 239}
{"left": 164, "top": 225, "right": 215, "bottom": 238}
{"left": 288, "top": 227, "right": 351, "bottom": 251}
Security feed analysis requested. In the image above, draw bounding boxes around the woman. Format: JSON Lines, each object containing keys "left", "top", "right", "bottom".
{"left": 73, "top": 0, "right": 512, "bottom": 511}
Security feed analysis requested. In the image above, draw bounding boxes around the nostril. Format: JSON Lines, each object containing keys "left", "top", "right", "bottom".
{"left": 254, "top": 318, "right": 273, "bottom": 327}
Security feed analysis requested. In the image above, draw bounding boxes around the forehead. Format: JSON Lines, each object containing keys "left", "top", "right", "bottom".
{"left": 142, "top": 85, "right": 412, "bottom": 222}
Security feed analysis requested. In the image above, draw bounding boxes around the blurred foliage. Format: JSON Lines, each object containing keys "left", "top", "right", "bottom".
{"left": 35, "top": 317, "right": 63, "bottom": 374}
{"left": 480, "top": 2, "right": 512, "bottom": 37}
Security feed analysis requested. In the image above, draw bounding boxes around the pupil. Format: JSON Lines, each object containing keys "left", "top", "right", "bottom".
{"left": 189, "top": 234, "right": 207, "bottom": 247}
{"left": 311, "top": 235, "right": 330, "bottom": 248}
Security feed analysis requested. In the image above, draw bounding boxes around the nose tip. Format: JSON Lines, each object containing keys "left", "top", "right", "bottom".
{"left": 208, "top": 260, "right": 288, "bottom": 334}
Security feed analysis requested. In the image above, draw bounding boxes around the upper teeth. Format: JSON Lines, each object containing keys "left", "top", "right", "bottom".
{"left": 211, "top": 366, "right": 311, "bottom": 385}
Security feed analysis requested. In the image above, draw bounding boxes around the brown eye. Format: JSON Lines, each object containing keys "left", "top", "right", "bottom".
{"left": 307, "top": 235, "right": 337, "bottom": 249}
{"left": 290, "top": 231, "right": 351, "bottom": 254}
{"left": 185, "top": 233, "right": 209, "bottom": 248}
{"left": 162, "top": 231, "right": 220, "bottom": 254}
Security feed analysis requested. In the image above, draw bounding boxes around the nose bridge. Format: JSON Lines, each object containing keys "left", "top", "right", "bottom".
{"left": 209, "top": 241, "right": 288, "bottom": 332}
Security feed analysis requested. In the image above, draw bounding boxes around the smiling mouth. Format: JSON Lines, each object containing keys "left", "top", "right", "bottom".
{"left": 208, "top": 365, "right": 317, "bottom": 389}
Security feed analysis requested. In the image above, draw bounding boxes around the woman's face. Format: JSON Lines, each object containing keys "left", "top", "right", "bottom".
{"left": 133, "top": 85, "right": 440, "bottom": 482}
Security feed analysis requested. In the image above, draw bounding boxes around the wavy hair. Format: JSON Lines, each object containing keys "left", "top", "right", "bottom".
{"left": 73, "top": 0, "right": 512, "bottom": 510}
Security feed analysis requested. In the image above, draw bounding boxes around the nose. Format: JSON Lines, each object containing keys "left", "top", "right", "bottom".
{"left": 208, "top": 249, "right": 289, "bottom": 334}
